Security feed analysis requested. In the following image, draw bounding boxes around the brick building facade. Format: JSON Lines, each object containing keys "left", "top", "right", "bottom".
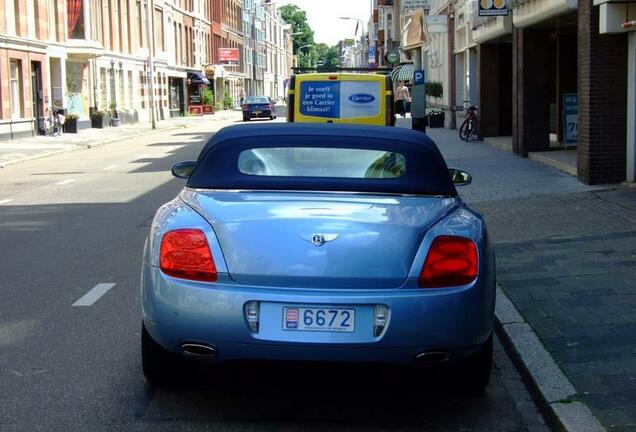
{"left": 0, "top": 0, "right": 218, "bottom": 138}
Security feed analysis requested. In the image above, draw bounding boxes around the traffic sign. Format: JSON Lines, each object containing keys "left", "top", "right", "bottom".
{"left": 414, "top": 69, "right": 425, "bottom": 86}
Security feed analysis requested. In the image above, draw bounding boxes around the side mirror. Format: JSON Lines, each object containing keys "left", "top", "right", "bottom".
{"left": 172, "top": 161, "right": 196, "bottom": 179}
{"left": 448, "top": 168, "right": 472, "bottom": 186}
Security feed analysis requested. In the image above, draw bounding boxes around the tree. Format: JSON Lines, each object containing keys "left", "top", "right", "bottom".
{"left": 279, "top": 4, "right": 314, "bottom": 67}
{"left": 314, "top": 43, "right": 339, "bottom": 68}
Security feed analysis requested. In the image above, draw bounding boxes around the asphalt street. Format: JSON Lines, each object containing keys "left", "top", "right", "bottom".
{"left": 0, "top": 114, "right": 548, "bottom": 432}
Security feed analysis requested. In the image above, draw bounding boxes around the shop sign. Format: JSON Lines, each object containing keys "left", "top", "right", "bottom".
{"left": 204, "top": 64, "right": 215, "bottom": 79}
{"left": 401, "top": 0, "right": 430, "bottom": 11}
{"left": 478, "top": 0, "right": 509, "bottom": 16}
{"left": 189, "top": 94, "right": 201, "bottom": 105}
{"left": 387, "top": 50, "right": 400, "bottom": 65}
{"left": 426, "top": 15, "right": 448, "bottom": 34}
{"left": 562, "top": 93, "right": 578, "bottom": 146}
{"left": 219, "top": 48, "right": 240, "bottom": 65}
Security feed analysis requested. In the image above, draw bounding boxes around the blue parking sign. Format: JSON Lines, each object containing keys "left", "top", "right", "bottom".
{"left": 414, "top": 70, "right": 425, "bottom": 86}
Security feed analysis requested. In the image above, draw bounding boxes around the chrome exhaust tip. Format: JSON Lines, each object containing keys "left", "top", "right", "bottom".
{"left": 415, "top": 351, "right": 450, "bottom": 363}
{"left": 180, "top": 343, "right": 217, "bottom": 358}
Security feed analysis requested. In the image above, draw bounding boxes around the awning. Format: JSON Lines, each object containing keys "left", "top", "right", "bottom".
{"left": 391, "top": 63, "right": 415, "bottom": 83}
{"left": 187, "top": 72, "right": 210, "bottom": 85}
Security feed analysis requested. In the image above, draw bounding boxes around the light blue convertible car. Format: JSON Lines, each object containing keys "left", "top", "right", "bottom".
{"left": 141, "top": 123, "right": 496, "bottom": 390}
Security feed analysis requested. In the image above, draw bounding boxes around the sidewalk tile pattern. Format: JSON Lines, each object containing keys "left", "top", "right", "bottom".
{"left": 425, "top": 127, "right": 636, "bottom": 431}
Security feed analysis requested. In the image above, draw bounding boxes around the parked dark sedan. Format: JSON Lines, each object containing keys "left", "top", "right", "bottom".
{"left": 242, "top": 96, "right": 275, "bottom": 121}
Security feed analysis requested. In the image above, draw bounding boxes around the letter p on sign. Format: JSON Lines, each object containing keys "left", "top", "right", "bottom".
{"left": 414, "top": 70, "right": 425, "bottom": 86}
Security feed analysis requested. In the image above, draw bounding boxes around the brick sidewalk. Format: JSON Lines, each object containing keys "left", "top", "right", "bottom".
{"left": 424, "top": 126, "right": 636, "bottom": 431}
{"left": 0, "top": 110, "right": 242, "bottom": 167}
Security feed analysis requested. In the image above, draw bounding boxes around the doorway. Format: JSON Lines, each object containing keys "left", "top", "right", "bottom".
{"left": 31, "top": 61, "right": 43, "bottom": 134}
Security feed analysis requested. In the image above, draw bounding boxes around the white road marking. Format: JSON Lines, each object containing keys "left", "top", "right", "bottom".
{"left": 55, "top": 179, "right": 76, "bottom": 185}
{"left": 0, "top": 199, "right": 13, "bottom": 205}
{"left": 103, "top": 165, "right": 118, "bottom": 171}
{"left": 72, "top": 283, "right": 116, "bottom": 307}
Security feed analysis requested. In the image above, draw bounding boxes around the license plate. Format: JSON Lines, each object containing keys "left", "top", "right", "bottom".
{"left": 283, "top": 307, "right": 355, "bottom": 332}
{"left": 253, "top": 110, "right": 261, "bottom": 114}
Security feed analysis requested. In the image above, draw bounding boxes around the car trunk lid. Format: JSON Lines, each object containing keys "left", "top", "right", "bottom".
{"left": 182, "top": 190, "right": 458, "bottom": 288}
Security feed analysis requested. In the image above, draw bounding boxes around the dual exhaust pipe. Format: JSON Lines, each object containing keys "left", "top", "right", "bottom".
{"left": 180, "top": 343, "right": 450, "bottom": 364}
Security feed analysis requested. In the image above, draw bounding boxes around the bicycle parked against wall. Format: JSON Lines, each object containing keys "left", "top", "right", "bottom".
{"left": 459, "top": 105, "right": 479, "bottom": 142}
{"left": 43, "top": 108, "right": 64, "bottom": 137}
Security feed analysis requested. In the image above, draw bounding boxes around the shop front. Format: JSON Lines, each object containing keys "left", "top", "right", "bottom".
{"left": 473, "top": 0, "right": 629, "bottom": 184}
{"left": 186, "top": 72, "right": 210, "bottom": 115}
{"left": 65, "top": 60, "right": 90, "bottom": 118}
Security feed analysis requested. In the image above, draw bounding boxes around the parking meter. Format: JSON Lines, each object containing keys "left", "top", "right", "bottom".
{"left": 411, "top": 69, "right": 426, "bottom": 133}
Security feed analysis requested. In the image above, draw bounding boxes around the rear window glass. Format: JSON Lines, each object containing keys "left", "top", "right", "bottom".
{"left": 246, "top": 96, "right": 269, "bottom": 103}
{"left": 238, "top": 147, "right": 406, "bottom": 179}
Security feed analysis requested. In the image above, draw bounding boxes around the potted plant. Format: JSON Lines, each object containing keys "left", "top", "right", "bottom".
{"left": 426, "top": 107, "right": 445, "bottom": 128}
{"left": 109, "top": 102, "right": 120, "bottom": 127}
{"left": 425, "top": 81, "right": 443, "bottom": 99}
{"left": 201, "top": 88, "right": 214, "bottom": 114}
{"left": 64, "top": 113, "right": 79, "bottom": 133}
{"left": 90, "top": 110, "right": 110, "bottom": 129}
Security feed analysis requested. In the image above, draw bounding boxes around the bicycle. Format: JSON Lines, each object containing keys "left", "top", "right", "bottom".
{"left": 43, "top": 107, "right": 64, "bottom": 136}
{"left": 459, "top": 105, "right": 478, "bottom": 142}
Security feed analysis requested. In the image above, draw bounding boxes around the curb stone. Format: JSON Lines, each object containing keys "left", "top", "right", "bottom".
{"left": 494, "top": 286, "right": 606, "bottom": 432}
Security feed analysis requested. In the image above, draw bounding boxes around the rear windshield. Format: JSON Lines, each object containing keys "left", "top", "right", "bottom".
{"left": 238, "top": 147, "right": 406, "bottom": 179}
{"left": 246, "top": 96, "right": 269, "bottom": 103}
{"left": 187, "top": 128, "right": 457, "bottom": 197}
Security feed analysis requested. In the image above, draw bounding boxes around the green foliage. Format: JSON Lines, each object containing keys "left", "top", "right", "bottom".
{"left": 202, "top": 88, "right": 213, "bottom": 105}
{"left": 215, "top": 101, "right": 223, "bottom": 111}
{"left": 90, "top": 110, "right": 109, "bottom": 120}
{"left": 312, "top": 43, "right": 339, "bottom": 68}
{"left": 344, "top": 38, "right": 355, "bottom": 46}
{"left": 279, "top": 4, "right": 315, "bottom": 68}
{"left": 223, "top": 91, "right": 233, "bottom": 109}
{"left": 425, "top": 81, "right": 443, "bottom": 98}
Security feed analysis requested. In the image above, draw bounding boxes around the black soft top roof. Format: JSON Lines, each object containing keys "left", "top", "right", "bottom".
{"left": 187, "top": 123, "right": 457, "bottom": 196}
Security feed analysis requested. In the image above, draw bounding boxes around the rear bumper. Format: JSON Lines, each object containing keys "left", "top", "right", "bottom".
{"left": 141, "top": 264, "right": 495, "bottom": 364}
{"left": 243, "top": 110, "right": 273, "bottom": 118}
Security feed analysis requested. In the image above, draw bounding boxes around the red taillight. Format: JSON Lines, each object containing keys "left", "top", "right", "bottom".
{"left": 418, "top": 236, "right": 478, "bottom": 288}
{"left": 160, "top": 229, "right": 217, "bottom": 282}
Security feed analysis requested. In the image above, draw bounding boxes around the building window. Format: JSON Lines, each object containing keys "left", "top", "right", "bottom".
{"left": 13, "top": 0, "right": 21, "bottom": 36}
{"left": 34, "top": 0, "right": 41, "bottom": 39}
{"left": 154, "top": 8, "right": 164, "bottom": 52}
{"left": 10, "top": 60, "right": 23, "bottom": 119}
{"left": 137, "top": 0, "right": 143, "bottom": 48}
{"left": 127, "top": 70, "right": 133, "bottom": 109}
{"left": 67, "top": 0, "right": 85, "bottom": 39}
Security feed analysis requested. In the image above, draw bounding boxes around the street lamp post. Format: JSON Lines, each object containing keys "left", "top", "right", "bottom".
{"left": 297, "top": 44, "right": 313, "bottom": 67}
